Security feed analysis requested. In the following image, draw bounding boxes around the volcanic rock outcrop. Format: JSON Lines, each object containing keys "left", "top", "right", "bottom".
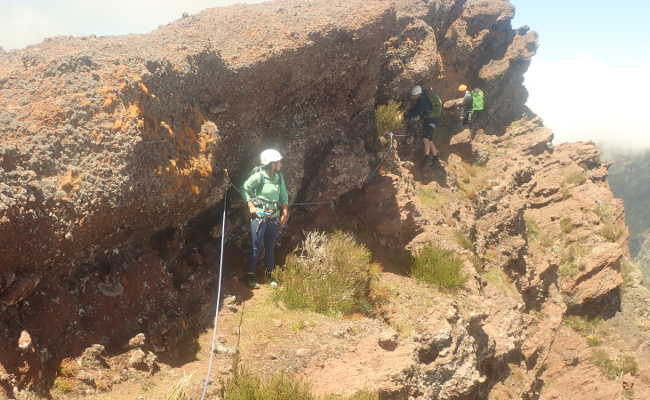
{"left": 1, "top": 0, "right": 648, "bottom": 399}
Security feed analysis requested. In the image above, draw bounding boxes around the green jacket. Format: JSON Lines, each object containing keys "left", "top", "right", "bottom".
{"left": 242, "top": 168, "right": 288, "bottom": 213}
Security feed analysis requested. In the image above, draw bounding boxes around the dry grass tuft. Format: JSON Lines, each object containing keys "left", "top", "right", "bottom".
{"left": 273, "top": 231, "right": 379, "bottom": 316}
{"left": 411, "top": 244, "right": 467, "bottom": 290}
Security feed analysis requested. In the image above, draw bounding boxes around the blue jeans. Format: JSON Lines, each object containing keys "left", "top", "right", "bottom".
{"left": 248, "top": 218, "right": 280, "bottom": 276}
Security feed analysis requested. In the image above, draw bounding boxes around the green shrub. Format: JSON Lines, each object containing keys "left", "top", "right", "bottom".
{"left": 618, "top": 355, "right": 639, "bottom": 376}
{"left": 273, "top": 231, "right": 377, "bottom": 316}
{"left": 482, "top": 267, "right": 519, "bottom": 299}
{"left": 560, "top": 217, "right": 574, "bottom": 234}
{"left": 53, "top": 377, "right": 76, "bottom": 394}
{"left": 586, "top": 335, "right": 602, "bottom": 347}
{"left": 165, "top": 374, "right": 194, "bottom": 400}
{"left": 221, "top": 368, "right": 378, "bottom": 400}
{"left": 417, "top": 187, "right": 439, "bottom": 209}
{"left": 454, "top": 231, "right": 473, "bottom": 251}
{"left": 592, "top": 203, "right": 624, "bottom": 242}
{"left": 221, "top": 369, "right": 313, "bottom": 400}
{"left": 590, "top": 350, "right": 639, "bottom": 380}
{"left": 558, "top": 243, "right": 586, "bottom": 278}
{"left": 559, "top": 262, "right": 580, "bottom": 278}
{"left": 560, "top": 183, "right": 571, "bottom": 200}
{"left": 411, "top": 244, "right": 467, "bottom": 290}
{"left": 565, "top": 171, "right": 587, "bottom": 186}
{"left": 375, "top": 101, "right": 405, "bottom": 144}
{"left": 525, "top": 217, "right": 540, "bottom": 239}
{"left": 539, "top": 231, "right": 554, "bottom": 248}
{"left": 324, "top": 391, "right": 379, "bottom": 400}
{"left": 593, "top": 203, "right": 611, "bottom": 220}
{"left": 564, "top": 316, "right": 606, "bottom": 347}
{"left": 600, "top": 221, "right": 623, "bottom": 242}
{"left": 591, "top": 350, "right": 619, "bottom": 379}
{"left": 621, "top": 258, "right": 636, "bottom": 287}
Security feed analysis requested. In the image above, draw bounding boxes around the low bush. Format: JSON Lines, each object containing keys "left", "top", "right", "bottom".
{"left": 560, "top": 217, "right": 574, "bottom": 234}
{"left": 221, "top": 368, "right": 378, "bottom": 400}
{"left": 324, "top": 391, "right": 379, "bottom": 400}
{"left": 482, "top": 267, "right": 519, "bottom": 298}
{"left": 558, "top": 243, "right": 586, "bottom": 278}
{"left": 592, "top": 203, "right": 624, "bottom": 242}
{"left": 417, "top": 187, "right": 440, "bottom": 209}
{"left": 165, "top": 374, "right": 194, "bottom": 400}
{"left": 564, "top": 316, "right": 607, "bottom": 347}
{"left": 273, "top": 231, "right": 378, "bottom": 316}
{"left": 454, "top": 231, "right": 473, "bottom": 251}
{"left": 590, "top": 350, "right": 639, "bottom": 380}
{"left": 525, "top": 217, "right": 540, "bottom": 239}
{"left": 559, "top": 262, "right": 580, "bottom": 278}
{"left": 621, "top": 258, "right": 636, "bottom": 287}
{"left": 53, "top": 377, "right": 76, "bottom": 394}
{"left": 221, "top": 369, "right": 313, "bottom": 400}
{"left": 411, "top": 244, "right": 467, "bottom": 290}
{"left": 600, "top": 221, "right": 623, "bottom": 242}
{"left": 375, "top": 101, "right": 405, "bottom": 146}
{"left": 565, "top": 171, "right": 587, "bottom": 186}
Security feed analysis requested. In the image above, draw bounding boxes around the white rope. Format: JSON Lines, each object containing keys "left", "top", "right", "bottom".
{"left": 199, "top": 188, "right": 229, "bottom": 400}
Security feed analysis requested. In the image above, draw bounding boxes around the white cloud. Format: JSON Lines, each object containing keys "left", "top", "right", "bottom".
{"left": 524, "top": 54, "right": 650, "bottom": 149}
{"left": 1, "top": 0, "right": 265, "bottom": 50}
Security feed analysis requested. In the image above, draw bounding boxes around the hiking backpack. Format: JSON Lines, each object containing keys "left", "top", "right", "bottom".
{"left": 471, "top": 89, "right": 485, "bottom": 112}
{"left": 424, "top": 89, "right": 443, "bottom": 118}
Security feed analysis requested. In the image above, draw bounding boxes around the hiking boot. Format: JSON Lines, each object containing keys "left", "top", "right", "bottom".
{"left": 430, "top": 155, "right": 438, "bottom": 166}
{"left": 246, "top": 274, "right": 259, "bottom": 289}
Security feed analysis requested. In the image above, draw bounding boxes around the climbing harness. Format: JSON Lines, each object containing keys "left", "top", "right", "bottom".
{"left": 199, "top": 179, "right": 229, "bottom": 400}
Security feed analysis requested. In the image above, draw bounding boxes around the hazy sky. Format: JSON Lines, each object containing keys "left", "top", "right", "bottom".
{"left": 2, "top": 0, "right": 649, "bottom": 149}
{"left": 511, "top": 0, "right": 650, "bottom": 149}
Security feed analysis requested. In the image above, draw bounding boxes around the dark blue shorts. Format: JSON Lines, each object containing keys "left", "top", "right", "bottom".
{"left": 422, "top": 118, "right": 438, "bottom": 140}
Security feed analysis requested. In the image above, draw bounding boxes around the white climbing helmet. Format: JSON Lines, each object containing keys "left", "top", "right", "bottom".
{"left": 411, "top": 85, "right": 423, "bottom": 96}
{"left": 260, "top": 149, "right": 283, "bottom": 166}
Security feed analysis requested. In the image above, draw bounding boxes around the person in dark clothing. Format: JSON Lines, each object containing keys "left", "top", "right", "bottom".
{"left": 406, "top": 85, "right": 442, "bottom": 166}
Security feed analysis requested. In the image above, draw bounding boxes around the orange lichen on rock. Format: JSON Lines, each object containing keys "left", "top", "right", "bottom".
{"left": 157, "top": 117, "right": 216, "bottom": 195}
{"left": 58, "top": 168, "right": 82, "bottom": 195}
{"left": 126, "top": 104, "right": 141, "bottom": 120}
{"left": 91, "top": 130, "right": 102, "bottom": 143}
{"left": 138, "top": 82, "right": 149, "bottom": 95}
{"left": 25, "top": 100, "right": 64, "bottom": 128}
{"left": 109, "top": 103, "right": 143, "bottom": 133}
{"left": 102, "top": 93, "right": 116, "bottom": 108}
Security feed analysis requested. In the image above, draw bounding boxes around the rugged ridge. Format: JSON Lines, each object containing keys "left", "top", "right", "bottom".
{"left": 2, "top": 0, "right": 649, "bottom": 399}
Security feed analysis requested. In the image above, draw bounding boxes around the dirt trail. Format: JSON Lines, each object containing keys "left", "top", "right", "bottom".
{"left": 74, "top": 271, "right": 454, "bottom": 400}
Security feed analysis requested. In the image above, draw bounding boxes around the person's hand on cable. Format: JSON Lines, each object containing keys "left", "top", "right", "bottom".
{"left": 279, "top": 206, "right": 289, "bottom": 226}
{"left": 248, "top": 201, "right": 258, "bottom": 219}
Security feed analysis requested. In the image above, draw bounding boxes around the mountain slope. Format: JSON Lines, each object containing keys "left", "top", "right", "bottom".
{"left": 1, "top": 1, "right": 649, "bottom": 399}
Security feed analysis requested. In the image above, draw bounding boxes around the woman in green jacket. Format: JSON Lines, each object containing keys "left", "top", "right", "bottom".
{"left": 241, "top": 149, "right": 289, "bottom": 288}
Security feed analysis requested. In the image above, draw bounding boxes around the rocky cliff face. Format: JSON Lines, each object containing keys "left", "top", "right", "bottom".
{"left": 1, "top": 0, "right": 649, "bottom": 399}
